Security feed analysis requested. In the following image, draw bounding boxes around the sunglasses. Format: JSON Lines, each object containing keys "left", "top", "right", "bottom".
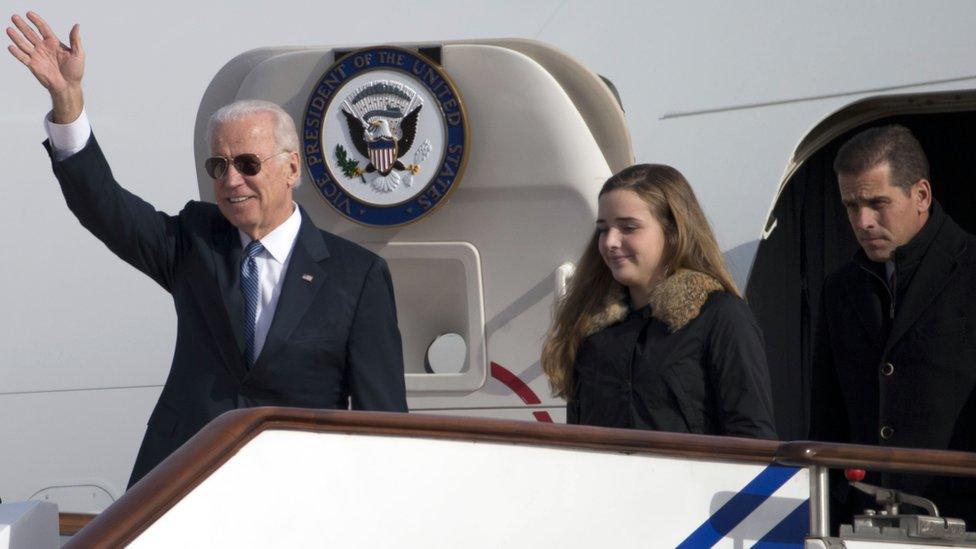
{"left": 204, "top": 151, "right": 289, "bottom": 179}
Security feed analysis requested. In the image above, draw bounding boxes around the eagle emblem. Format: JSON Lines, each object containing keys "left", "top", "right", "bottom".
{"left": 335, "top": 81, "right": 429, "bottom": 193}
{"left": 303, "top": 45, "right": 468, "bottom": 227}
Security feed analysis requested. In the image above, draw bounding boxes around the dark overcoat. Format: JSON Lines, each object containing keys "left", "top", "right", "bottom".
{"left": 811, "top": 202, "right": 976, "bottom": 523}
{"left": 47, "top": 136, "right": 408, "bottom": 487}
{"left": 567, "top": 270, "right": 777, "bottom": 439}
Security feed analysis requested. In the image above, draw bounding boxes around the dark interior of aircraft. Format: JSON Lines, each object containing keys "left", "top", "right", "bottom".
{"left": 747, "top": 111, "right": 976, "bottom": 440}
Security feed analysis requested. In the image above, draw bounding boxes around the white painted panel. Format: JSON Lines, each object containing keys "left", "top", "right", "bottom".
{"left": 0, "top": 501, "right": 58, "bottom": 549}
{"left": 133, "top": 430, "right": 808, "bottom": 548}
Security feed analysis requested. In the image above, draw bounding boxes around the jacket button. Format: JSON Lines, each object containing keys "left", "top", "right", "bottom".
{"left": 880, "top": 425, "right": 894, "bottom": 440}
{"left": 881, "top": 362, "right": 895, "bottom": 376}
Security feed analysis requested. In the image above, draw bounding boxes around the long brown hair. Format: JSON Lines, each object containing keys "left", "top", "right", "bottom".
{"left": 541, "top": 164, "right": 738, "bottom": 398}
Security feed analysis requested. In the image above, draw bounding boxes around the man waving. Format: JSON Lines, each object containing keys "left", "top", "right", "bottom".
{"left": 7, "top": 12, "right": 408, "bottom": 487}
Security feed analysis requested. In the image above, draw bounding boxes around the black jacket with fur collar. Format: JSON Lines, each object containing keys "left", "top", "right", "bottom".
{"left": 567, "top": 270, "right": 777, "bottom": 439}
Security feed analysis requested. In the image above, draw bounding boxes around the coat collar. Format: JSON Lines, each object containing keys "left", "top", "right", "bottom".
{"left": 852, "top": 200, "right": 946, "bottom": 280}
{"left": 583, "top": 269, "right": 724, "bottom": 337}
{"left": 884, "top": 210, "right": 969, "bottom": 353}
{"left": 891, "top": 200, "right": 945, "bottom": 271}
{"left": 291, "top": 205, "right": 330, "bottom": 262}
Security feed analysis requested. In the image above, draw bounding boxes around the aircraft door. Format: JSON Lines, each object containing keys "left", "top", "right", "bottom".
{"left": 747, "top": 95, "right": 976, "bottom": 441}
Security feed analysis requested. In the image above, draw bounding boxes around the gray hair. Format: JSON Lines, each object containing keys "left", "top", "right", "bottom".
{"left": 207, "top": 99, "right": 302, "bottom": 187}
{"left": 207, "top": 99, "right": 300, "bottom": 153}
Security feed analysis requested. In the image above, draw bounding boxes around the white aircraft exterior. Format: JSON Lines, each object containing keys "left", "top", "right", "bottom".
{"left": 3, "top": 0, "right": 976, "bottom": 517}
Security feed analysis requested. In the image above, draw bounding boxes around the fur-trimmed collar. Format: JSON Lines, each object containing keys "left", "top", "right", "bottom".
{"left": 581, "top": 269, "right": 724, "bottom": 336}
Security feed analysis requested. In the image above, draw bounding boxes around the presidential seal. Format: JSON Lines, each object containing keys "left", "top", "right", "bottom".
{"left": 302, "top": 46, "right": 469, "bottom": 226}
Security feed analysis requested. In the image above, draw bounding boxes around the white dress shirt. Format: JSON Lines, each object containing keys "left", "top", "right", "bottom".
{"left": 45, "top": 111, "right": 303, "bottom": 362}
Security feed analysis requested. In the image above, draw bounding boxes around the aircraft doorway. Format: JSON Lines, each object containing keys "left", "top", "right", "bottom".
{"left": 746, "top": 103, "right": 976, "bottom": 441}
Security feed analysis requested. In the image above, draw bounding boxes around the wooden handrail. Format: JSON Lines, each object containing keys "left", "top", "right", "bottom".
{"left": 775, "top": 440, "right": 976, "bottom": 477}
{"left": 64, "top": 407, "right": 780, "bottom": 547}
{"left": 59, "top": 513, "right": 96, "bottom": 536}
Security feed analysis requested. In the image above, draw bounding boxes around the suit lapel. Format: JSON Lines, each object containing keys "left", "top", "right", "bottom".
{"left": 845, "top": 267, "right": 886, "bottom": 352}
{"left": 885, "top": 245, "right": 960, "bottom": 355}
{"left": 179, "top": 218, "right": 247, "bottom": 381}
{"left": 213, "top": 221, "right": 247, "bottom": 358}
{"left": 250, "top": 211, "right": 330, "bottom": 372}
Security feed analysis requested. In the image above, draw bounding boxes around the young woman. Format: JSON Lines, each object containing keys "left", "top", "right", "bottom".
{"left": 542, "top": 164, "right": 776, "bottom": 438}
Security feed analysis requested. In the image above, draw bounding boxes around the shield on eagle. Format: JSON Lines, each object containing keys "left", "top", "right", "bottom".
{"left": 368, "top": 138, "right": 398, "bottom": 176}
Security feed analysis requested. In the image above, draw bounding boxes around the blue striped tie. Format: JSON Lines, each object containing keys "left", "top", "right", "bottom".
{"left": 241, "top": 240, "right": 264, "bottom": 368}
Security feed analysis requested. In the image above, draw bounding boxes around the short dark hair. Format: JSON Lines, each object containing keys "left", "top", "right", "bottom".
{"left": 833, "top": 125, "right": 930, "bottom": 193}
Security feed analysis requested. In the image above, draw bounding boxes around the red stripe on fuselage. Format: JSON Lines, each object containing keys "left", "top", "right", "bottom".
{"left": 490, "top": 361, "right": 541, "bottom": 405}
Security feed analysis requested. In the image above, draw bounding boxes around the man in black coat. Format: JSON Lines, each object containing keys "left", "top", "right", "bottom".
{"left": 810, "top": 124, "right": 976, "bottom": 525}
{"left": 8, "top": 12, "right": 408, "bottom": 487}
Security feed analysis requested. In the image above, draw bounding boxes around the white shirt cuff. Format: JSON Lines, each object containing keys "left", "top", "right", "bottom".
{"left": 45, "top": 109, "right": 92, "bottom": 161}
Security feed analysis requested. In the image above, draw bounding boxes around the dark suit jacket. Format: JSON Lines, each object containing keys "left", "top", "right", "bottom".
{"left": 810, "top": 202, "right": 976, "bottom": 524}
{"left": 47, "top": 136, "right": 408, "bottom": 487}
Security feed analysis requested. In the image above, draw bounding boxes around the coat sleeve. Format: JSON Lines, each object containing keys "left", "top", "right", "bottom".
{"left": 346, "top": 256, "right": 409, "bottom": 412}
{"left": 706, "top": 296, "right": 778, "bottom": 439}
{"left": 46, "top": 134, "right": 182, "bottom": 292}
{"left": 808, "top": 278, "right": 851, "bottom": 442}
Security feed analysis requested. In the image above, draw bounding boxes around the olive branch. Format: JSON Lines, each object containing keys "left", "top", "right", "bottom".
{"left": 334, "top": 144, "right": 365, "bottom": 183}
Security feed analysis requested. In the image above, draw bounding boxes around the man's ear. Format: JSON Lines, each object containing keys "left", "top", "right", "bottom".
{"left": 913, "top": 178, "right": 932, "bottom": 212}
{"left": 286, "top": 151, "right": 301, "bottom": 188}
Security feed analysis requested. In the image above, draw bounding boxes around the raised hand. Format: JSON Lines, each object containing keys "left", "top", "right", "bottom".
{"left": 7, "top": 11, "right": 84, "bottom": 123}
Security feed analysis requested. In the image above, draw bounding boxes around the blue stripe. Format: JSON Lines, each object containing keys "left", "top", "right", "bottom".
{"left": 677, "top": 465, "right": 801, "bottom": 548}
{"left": 750, "top": 500, "right": 809, "bottom": 549}
{"left": 370, "top": 140, "right": 395, "bottom": 149}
